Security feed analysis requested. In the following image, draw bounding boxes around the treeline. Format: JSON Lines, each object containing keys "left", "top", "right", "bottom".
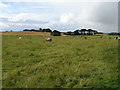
{"left": 23, "top": 28, "right": 61, "bottom": 36}
{"left": 65, "top": 29, "right": 98, "bottom": 35}
{"left": 23, "top": 28, "right": 100, "bottom": 36}
{"left": 108, "top": 32, "right": 120, "bottom": 35}
{"left": 23, "top": 28, "right": 52, "bottom": 32}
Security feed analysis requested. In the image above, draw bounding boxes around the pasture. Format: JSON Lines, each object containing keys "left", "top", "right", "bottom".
{"left": 2, "top": 35, "right": 119, "bottom": 88}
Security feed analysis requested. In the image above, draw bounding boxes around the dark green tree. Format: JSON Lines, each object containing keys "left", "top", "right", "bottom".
{"left": 88, "top": 29, "right": 93, "bottom": 35}
{"left": 66, "top": 31, "right": 74, "bottom": 35}
{"left": 39, "top": 28, "right": 43, "bottom": 32}
{"left": 73, "top": 30, "right": 80, "bottom": 35}
{"left": 80, "top": 29, "right": 87, "bottom": 35}
{"left": 45, "top": 28, "right": 52, "bottom": 32}
{"left": 93, "top": 30, "right": 98, "bottom": 34}
{"left": 23, "top": 29, "right": 29, "bottom": 31}
{"left": 52, "top": 30, "right": 61, "bottom": 36}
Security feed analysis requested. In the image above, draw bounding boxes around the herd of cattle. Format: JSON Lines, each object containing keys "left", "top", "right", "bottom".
{"left": 18, "top": 36, "right": 120, "bottom": 41}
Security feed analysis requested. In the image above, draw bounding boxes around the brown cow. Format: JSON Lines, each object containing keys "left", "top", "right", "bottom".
{"left": 82, "top": 37, "right": 87, "bottom": 39}
{"left": 45, "top": 38, "right": 52, "bottom": 42}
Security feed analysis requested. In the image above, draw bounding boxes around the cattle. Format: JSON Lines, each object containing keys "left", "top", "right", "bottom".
{"left": 18, "top": 36, "right": 22, "bottom": 39}
{"left": 114, "top": 37, "right": 120, "bottom": 40}
{"left": 83, "top": 37, "right": 87, "bottom": 39}
{"left": 45, "top": 38, "right": 52, "bottom": 42}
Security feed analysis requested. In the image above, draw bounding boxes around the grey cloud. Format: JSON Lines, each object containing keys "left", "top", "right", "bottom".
{"left": 10, "top": 20, "right": 49, "bottom": 24}
{"left": 0, "top": 18, "right": 9, "bottom": 22}
{"left": 91, "top": 2, "right": 117, "bottom": 25}
{"left": 83, "top": 2, "right": 118, "bottom": 32}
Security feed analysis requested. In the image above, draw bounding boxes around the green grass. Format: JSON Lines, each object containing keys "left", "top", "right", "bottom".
{"left": 2, "top": 35, "right": 119, "bottom": 88}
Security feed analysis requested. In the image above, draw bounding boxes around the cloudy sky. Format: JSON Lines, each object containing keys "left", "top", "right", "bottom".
{"left": 0, "top": 0, "right": 119, "bottom": 32}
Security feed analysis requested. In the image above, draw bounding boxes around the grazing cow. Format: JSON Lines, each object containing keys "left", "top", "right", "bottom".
{"left": 114, "top": 37, "right": 120, "bottom": 40}
{"left": 46, "top": 38, "right": 52, "bottom": 42}
{"left": 19, "top": 36, "right": 22, "bottom": 39}
{"left": 109, "top": 37, "right": 112, "bottom": 39}
{"left": 83, "top": 37, "right": 87, "bottom": 39}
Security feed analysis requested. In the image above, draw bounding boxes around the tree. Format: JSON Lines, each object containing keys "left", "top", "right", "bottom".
{"left": 23, "top": 29, "right": 30, "bottom": 31}
{"left": 52, "top": 30, "right": 61, "bottom": 36}
{"left": 73, "top": 30, "right": 80, "bottom": 35}
{"left": 108, "top": 32, "right": 120, "bottom": 35}
{"left": 31, "top": 29, "right": 36, "bottom": 31}
{"left": 42, "top": 29, "right": 46, "bottom": 32}
{"left": 88, "top": 29, "right": 93, "bottom": 35}
{"left": 93, "top": 30, "right": 98, "bottom": 34}
{"left": 92, "top": 30, "right": 98, "bottom": 35}
{"left": 45, "top": 28, "right": 52, "bottom": 32}
{"left": 80, "top": 29, "right": 87, "bottom": 35}
{"left": 98, "top": 32, "right": 103, "bottom": 34}
{"left": 39, "top": 28, "right": 52, "bottom": 32}
{"left": 66, "top": 31, "right": 74, "bottom": 35}
{"left": 39, "top": 28, "right": 43, "bottom": 32}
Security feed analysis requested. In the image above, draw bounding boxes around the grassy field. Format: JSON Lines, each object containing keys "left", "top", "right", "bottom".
{"left": 2, "top": 35, "right": 119, "bottom": 88}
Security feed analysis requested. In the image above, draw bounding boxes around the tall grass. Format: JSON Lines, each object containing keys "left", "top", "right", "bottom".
{"left": 2, "top": 35, "right": 119, "bottom": 88}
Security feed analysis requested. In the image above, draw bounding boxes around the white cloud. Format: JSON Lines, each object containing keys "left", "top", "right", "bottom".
{"left": 0, "top": 2, "right": 10, "bottom": 8}
{"left": 8, "top": 13, "right": 57, "bottom": 22}
{"left": 0, "top": 22, "right": 9, "bottom": 30}
{"left": 0, "top": 13, "right": 59, "bottom": 30}
{"left": 60, "top": 13, "right": 77, "bottom": 24}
